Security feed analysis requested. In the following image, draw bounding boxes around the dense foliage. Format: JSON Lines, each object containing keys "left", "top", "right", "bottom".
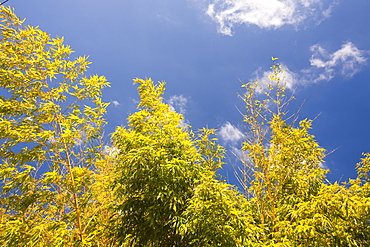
{"left": 0, "top": 7, "right": 369, "bottom": 246}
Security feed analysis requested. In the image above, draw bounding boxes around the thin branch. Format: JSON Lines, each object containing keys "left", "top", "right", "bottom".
{"left": 0, "top": 0, "right": 10, "bottom": 5}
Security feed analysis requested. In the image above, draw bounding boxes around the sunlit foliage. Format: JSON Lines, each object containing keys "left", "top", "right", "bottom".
{"left": 0, "top": 6, "right": 115, "bottom": 246}
{"left": 0, "top": 6, "right": 369, "bottom": 246}
{"left": 238, "top": 60, "right": 370, "bottom": 246}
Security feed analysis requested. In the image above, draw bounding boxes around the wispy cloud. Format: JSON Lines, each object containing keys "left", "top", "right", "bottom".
{"left": 250, "top": 42, "right": 369, "bottom": 92}
{"left": 303, "top": 42, "right": 369, "bottom": 83}
{"left": 218, "top": 122, "right": 244, "bottom": 144}
{"left": 167, "top": 95, "right": 188, "bottom": 115}
{"left": 251, "top": 63, "right": 298, "bottom": 93}
{"left": 112, "top": 100, "right": 120, "bottom": 106}
{"left": 206, "top": 0, "right": 335, "bottom": 36}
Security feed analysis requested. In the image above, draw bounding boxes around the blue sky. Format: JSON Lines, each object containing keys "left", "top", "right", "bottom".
{"left": 9, "top": 0, "right": 370, "bottom": 184}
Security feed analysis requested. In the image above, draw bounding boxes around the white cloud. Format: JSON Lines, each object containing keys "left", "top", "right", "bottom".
{"left": 167, "top": 95, "right": 188, "bottom": 115}
{"left": 206, "top": 0, "right": 334, "bottom": 36}
{"left": 218, "top": 122, "right": 244, "bottom": 144}
{"left": 251, "top": 63, "right": 298, "bottom": 94}
{"left": 319, "top": 161, "right": 327, "bottom": 169}
{"left": 249, "top": 42, "right": 369, "bottom": 93}
{"left": 131, "top": 98, "right": 140, "bottom": 105}
{"left": 305, "top": 42, "right": 369, "bottom": 82}
{"left": 103, "top": 145, "right": 120, "bottom": 157}
{"left": 112, "top": 100, "right": 120, "bottom": 106}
